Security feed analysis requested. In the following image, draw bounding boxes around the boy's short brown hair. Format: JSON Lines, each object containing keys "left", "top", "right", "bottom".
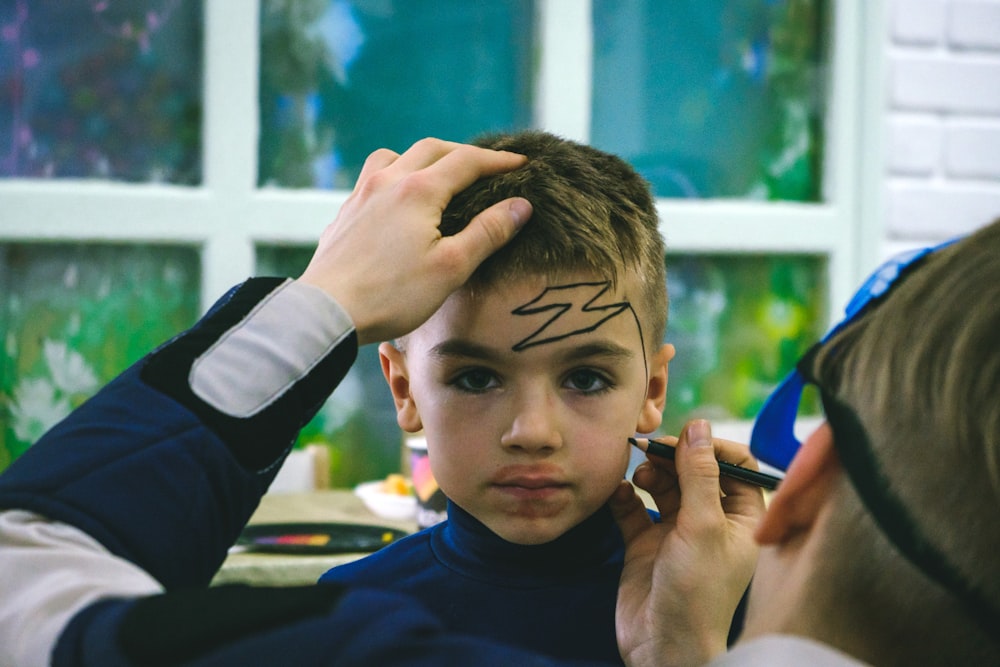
{"left": 440, "top": 130, "right": 668, "bottom": 349}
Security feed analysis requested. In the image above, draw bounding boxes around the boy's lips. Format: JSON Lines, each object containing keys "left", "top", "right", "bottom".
{"left": 489, "top": 466, "right": 570, "bottom": 498}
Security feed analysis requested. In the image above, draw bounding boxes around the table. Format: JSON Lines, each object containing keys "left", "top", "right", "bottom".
{"left": 213, "top": 485, "right": 670, "bottom": 587}
{"left": 213, "top": 489, "right": 417, "bottom": 587}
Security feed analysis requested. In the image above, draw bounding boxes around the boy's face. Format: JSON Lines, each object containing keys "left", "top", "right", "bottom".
{"left": 380, "top": 271, "right": 672, "bottom": 545}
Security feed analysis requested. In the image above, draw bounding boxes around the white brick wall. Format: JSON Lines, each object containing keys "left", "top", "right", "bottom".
{"left": 949, "top": 0, "right": 1000, "bottom": 50}
{"left": 885, "top": 0, "right": 1000, "bottom": 244}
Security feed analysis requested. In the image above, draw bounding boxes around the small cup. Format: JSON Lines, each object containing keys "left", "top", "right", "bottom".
{"left": 406, "top": 434, "right": 447, "bottom": 529}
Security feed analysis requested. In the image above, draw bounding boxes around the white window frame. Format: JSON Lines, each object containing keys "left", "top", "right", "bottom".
{"left": 0, "top": 0, "right": 885, "bottom": 343}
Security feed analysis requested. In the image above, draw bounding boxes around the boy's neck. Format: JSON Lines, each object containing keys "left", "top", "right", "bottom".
{"left": 435, "top": 502, "right": 624, "bottom": 582}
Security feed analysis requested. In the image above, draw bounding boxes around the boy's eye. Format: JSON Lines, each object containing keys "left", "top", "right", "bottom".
{"left": 564, "top": 369, "right": 612, "bottom": 394}
{"left": 452, "top": 368, "right": 500, "bottom": 392}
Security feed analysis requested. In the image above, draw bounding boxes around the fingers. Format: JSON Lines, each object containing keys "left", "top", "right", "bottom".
{"left": 422, "top": 141, "right": 527, "bottom": 199}
{"left": 297, "top": 137, "right": 532, "bottom": 346}
{"left": 355, "top": 138, "right": 462, "bottom": 183}
{"left": 370, "top": 137, "right": 528, "bottom": 203}
{"left": 436, "top": 197, "right": 533, "bottom": 275}
{"left": 684, "top": 430, "right": 768, "bottom": 524}
{"left": 384, "top": 137, "right": 466, "bottom": 173}
{"left": 615, "top": 423, "right": 763, "bottom": 667}
{"left": 633, "top": 432, "right": 769, "bottom": 490}
{"left": 634, "top": 433, "right": 752, "bottom": 465}
{"left": 673, "top": 420, "right": 729, "bottom": 525}
{"left": 631, "top": 459, "right": 678, "bottom": 497}
{"left": 356, "top": 147, "right": 400, "bottom": 181}
{"left": 350, "top": 138, "right": 526, "bottom": 215}
{"left": 654, "top": 420, "right": 764, "bottom": 525}
{"left": 608, "top": 480, "right": 654, "bottom": 545}
{"left": 634, "top": 422, "right": 767, "bottom": 529}
{"left": 718, "top": 467, "right": 768, "bottom": 527}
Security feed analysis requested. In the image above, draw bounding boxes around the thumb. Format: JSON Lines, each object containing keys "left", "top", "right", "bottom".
{"left": 676, "top": 420, "right": 725, "bottom": 521}
{"left": 444, "top": 197, "right": 532, "bottom": 269}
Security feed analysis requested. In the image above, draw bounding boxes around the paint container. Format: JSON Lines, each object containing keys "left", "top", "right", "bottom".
{"left": 405, "top": 433, "right": 448, "bottom": 529}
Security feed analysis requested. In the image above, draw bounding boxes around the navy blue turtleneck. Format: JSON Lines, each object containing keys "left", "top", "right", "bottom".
{"left": 320, "top": 501, "right": 628, "bottom": 664}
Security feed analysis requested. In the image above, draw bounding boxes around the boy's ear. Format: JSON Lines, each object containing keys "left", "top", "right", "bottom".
{"left": 636, "top": 343, "right": 674, "bottom": 434}
{"left": 378, "top": 342, "right": 423, "bottom": 433}
{"left": 756, "top": 422, "right": 841, "bottom": 545}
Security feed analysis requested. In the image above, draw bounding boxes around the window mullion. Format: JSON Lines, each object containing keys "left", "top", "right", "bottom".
{"left": 200, "top": 0, "right": 261, "bottom": 308}
{"left": 535, "top": 0, "right": 592, "bottom": 142}
{"left": 202, "top": 1, "right": 259, "bottom": 196}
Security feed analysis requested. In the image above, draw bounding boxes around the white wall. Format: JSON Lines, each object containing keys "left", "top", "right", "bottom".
{"left": 883, "top": 0, "right": 1000, "bottom": 253}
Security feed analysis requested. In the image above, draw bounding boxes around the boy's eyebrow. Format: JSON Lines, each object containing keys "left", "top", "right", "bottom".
{"left": 558, "top": 341, "right": 635, "bottom": 362}
{"left": 429, "top": 339, "right": 503, "bottom": 362}
{"left": 428, "top": 338, "right": 635, "bottom": 363}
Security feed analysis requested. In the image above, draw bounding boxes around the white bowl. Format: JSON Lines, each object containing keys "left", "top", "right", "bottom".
{"left": 354, "top": 480, "right": 417, "bottom": 521}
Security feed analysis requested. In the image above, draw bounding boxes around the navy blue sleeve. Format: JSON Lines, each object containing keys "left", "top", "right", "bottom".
{"left": 0, "top": 278, "right": 358, "bottom": 589}
{"left": 54, "top": 585, "right": 607, "bottom": 667}
{"left": 139, "top": 278, "right": 358, "bottom": 472}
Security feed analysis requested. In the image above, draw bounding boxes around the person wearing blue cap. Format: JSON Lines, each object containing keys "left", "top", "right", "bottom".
{"left": 612, "top": 217, "right": 1000, "bottom": 665}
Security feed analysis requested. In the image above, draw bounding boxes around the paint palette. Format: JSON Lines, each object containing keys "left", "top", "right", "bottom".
{"left": 236, "top": 522, "right": 408, "bottom": 555}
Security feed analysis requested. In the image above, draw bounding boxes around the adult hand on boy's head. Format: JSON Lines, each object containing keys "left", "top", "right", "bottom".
{"left": 297, "top": 137, "right": 532, "bottom": 345}
{"left": 610, "top": 420, "right": 765, "bottom": 667}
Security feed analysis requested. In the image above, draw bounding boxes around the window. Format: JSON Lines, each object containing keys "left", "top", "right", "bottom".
{"left": 1, "top": 0, "right": 203, "bottom": 182}
{"left": 0, "top": 0, "right": 882, "bottom": 479}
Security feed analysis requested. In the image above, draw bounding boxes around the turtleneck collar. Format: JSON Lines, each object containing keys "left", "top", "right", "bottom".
{"left": 429, "top": 501, "right": 625, "bottom": 588}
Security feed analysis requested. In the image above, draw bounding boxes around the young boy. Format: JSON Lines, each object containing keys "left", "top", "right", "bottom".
{"left": 0, "top": 135, "right": 761, "bottom": 666}
{"left": 319, "top": 130, "right": 678, "bottom": 663}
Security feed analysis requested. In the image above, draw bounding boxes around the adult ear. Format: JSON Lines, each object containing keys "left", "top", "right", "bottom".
{"left": 756, "top": 421, "right": 841, "bottom": 545}
{"left": 636, "top": 343, "right": 675, "bottom": 434}
{"left": 378, "top": 342, "right": 423, "bottom": 433}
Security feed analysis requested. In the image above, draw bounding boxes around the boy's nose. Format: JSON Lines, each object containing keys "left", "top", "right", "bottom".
{"left": 500, "top": 391, "right": 563, "bottom": 454}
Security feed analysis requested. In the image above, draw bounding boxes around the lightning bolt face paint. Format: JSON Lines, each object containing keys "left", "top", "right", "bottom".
{"left": 511, "top": 282, "right": 635, "bottom": 351}
{"left": 380, "top": 272, "right": 670, "bottom": 546}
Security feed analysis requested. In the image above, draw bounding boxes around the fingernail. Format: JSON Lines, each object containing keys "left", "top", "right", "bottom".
{"left": 508, "top": 198, "right": 532, "bottom": 227}
{"left": 687, "top": 419, "right": 711, "bottom": 448}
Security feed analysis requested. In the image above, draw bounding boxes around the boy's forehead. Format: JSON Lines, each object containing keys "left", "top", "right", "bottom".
{"left": 411, "top": 272, "right": 646, "bottom": 354}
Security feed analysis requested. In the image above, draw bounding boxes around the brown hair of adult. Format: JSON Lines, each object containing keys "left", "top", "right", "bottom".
{"left": 440, "top": 130, "right": 668, "bottom": 350}
{"left": 807, "top": 217, "right": 1000, "bottom": 665}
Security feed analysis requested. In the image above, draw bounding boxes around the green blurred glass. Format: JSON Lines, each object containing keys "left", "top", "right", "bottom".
{"left": 0, "top": 244, "right": 200, "bottom": 472}
{"left": 0, "top": 0, "right": 203, "bottom": 183}
{"left": 661, "top": 253, "right": 826, "bottom": 436}
{"left": 258, "top": 0, "right": 534, "bottom": 188}
{"left": 259, "top": 0, "right": 826, "bottom": 198}
{"left": 256, "top": 245, "right": 400, "bottom": 488}
{"left": 592, "top": 0, "right": 826, "bottom": 200}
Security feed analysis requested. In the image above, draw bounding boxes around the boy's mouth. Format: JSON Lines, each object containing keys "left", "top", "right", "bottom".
{"left": 489, "top": 466, "right": 570, "bottom": 499}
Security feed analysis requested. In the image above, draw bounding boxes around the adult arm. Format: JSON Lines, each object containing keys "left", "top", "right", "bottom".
{"left": 0, "top": 138, "right": 532, "bottom": 667}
